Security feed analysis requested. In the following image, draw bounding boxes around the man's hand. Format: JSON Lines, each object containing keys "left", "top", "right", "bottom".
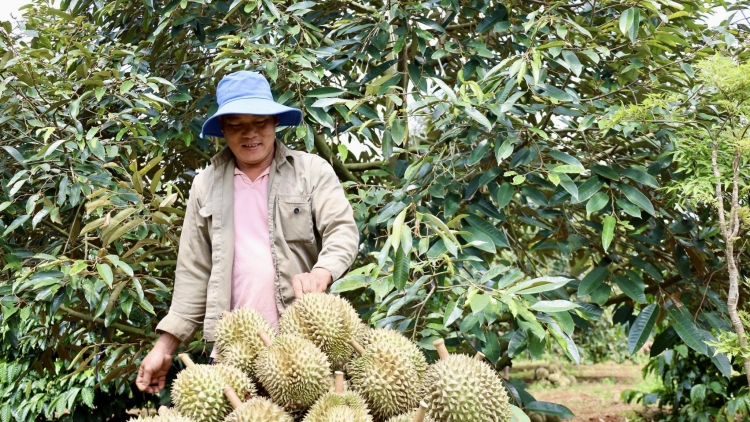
{"left": 136, "top": 333, "right": 179, "bottom": 393}
{"left": 293, "top": 268, "right": 332, "bottom": 298}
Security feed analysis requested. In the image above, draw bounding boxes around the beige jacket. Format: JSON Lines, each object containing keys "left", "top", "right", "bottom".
{"left": 155, "top": 141, "right": 359, "bottom": 342}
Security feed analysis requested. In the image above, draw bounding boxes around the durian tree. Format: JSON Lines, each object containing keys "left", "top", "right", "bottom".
{"left": 1, "top": 0, "right": 750, "bottom": 420}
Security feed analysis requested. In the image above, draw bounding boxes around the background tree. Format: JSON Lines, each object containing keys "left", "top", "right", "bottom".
{"left": 1, "top": 0, "right": 749, "bottom": 420}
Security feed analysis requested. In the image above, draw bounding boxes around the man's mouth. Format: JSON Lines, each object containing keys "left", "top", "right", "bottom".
{"left": 242, "top": 143, "right": 261, "bottom": 149}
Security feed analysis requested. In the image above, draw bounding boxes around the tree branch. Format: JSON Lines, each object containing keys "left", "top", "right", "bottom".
{"left": 59, "top": 306, "right": 158, "bottom": 339}
{"left": 344, "top": 161, "right": 385, "bottom": 171}
{"left": 604, "top": 274, "right": 682, "bottom": 307}
{"left": 313, "top": 133, "right": 359, "bottom": 183}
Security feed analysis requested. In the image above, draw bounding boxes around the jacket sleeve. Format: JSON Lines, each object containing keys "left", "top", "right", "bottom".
{"left": 310, "top": 157, "right": 359, "bottom": 281}
{"left": 155, "top": 174, "right": 212, "bottom": 343}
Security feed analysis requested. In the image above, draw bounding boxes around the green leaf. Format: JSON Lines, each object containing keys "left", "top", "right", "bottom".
{"left": 465, "top": 215, "right": 508, "bottom": 249}
{"left": 620, "top": 184, "right": 655, "bottom": 216}
{"left": 578, "top": 266, "right": 609, "bottom": 296}
{"left": 551, "top": 164, "right": 585, "bottom": 174}
{"left": 540, "top": 84, "right": 573, "bottom": 102}
{"left": 669, "top": 308, "right": 708, "bottom": 355}
{"left": 464, "top": 106, "right": 492, "bottom": 130}
{"left": 306, "top": 87, "right": 346, "bottom": 98}
{"left": 614, "top": 271, "right": 646, "bottom": 304}
{"left": 391, "top": 118, "right": 407, "bottom": 146}
{"left": 480, "top": 265, "right": 510, "bottom": 285}
{"left": 616, "top": 198, "right": 641, "bottom": 218}
{"left": 602, "top": 215, "right": 615, "bottom": 251}
{"left": 265, "top": 61, "right": 278, "bottom": 82}
{"left": 621, "top": 166, "right": 659, "bottom": 188}
{"left": 561, "top": 50, "right": 583, "bottom": 77}
{"left": 628, "top": 304, "right": 658, "bottom": 354}
{"left": 530, "top": 300, "right": 580, "bottom": 313}
{"left": 1, "top": 146, "right": 27, "bottom": 168}
{"left": 524, "top": 401, "right": 575, "bottom": 419}
{"left": 97, "top": 263, "right": 114, "bottom": 288}
{"left": 393, "top": 247, "right": 409, "bottom": 290}
{"left": 510, "top": 276, "right": 572, "bottom": 294}
{"left": 620, "top": 7, "right": 640, "bottom": 43}
{"left": 330, "top": 275, "right": 368, "bottom": 292}
{"left": 120, "top": 80, "right": 135, "bottom": 94}
{"left": 470, "top": 293, "right": 491, "bottom": 314}
{"left": 496, "top": 182, "right": 514, "bottom": 208}
{"left": 443, "top": 299, "right": 462, "bottom": 327}
{"left": 650, "top": 326, "right": 678, "bottom": 357}
{"left": 2, "top": 214, "right": 29, "bottom": 236}
{"left": 586, "top": 192, "right": 609, "bottom": 215}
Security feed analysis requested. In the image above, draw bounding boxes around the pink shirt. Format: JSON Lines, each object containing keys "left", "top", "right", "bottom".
{"left": 230, "top": 166, "right": 279, "bottom": 330}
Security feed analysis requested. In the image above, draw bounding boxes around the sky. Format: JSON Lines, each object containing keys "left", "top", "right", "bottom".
{"left": 0, "top": 0, "right": 743, "bottom": 26}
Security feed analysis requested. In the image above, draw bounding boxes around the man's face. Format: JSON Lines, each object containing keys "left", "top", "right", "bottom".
{"left": 220, "top": 114, "right": 278, "bottom": 169}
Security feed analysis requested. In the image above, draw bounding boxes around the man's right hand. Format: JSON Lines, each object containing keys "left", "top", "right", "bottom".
{"left": 136, "top": 333, "right": 180, "bottom": 393}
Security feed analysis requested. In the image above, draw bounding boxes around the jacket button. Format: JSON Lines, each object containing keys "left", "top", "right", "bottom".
{"left": 294, "top": 207, "right": 300, "bottom": 213}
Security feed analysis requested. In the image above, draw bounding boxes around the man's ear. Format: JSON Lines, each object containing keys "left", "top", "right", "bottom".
{"left": 274, "top": 116, "right": 280, "bottom": 126}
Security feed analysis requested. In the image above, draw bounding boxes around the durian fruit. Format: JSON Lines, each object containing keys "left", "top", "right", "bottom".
{"left": 384, "top": 401, "right": 435, "bottom": 422}
{"left": 128, "top": 406, "right": 194, "bottom": 422}
{"left": 223, "top": 386, "right": 294, "bottom": 422}
{"left": 214, "top": 309, "right": 276, "bottom": 375}
{"left": 317, "top": 405, "right": 371, "bottom": 422}
{"left": 528, "top": 412, "right": 546, "bottom": 422}
{"left": 420, "top": 339, "right": 512, "bottom": 422}
{"left": 303, "top": 372, "right": 372, "bottom": 422}
{"left": 278, "top": 293, "right": 361, "bottom": 369}
{"left": 348, "top": 330, "right": 427, "bottom": 420}
{"left": 254, "top": 331, "right": 331, "bottom": 413}
{"left": 172, "top": 354, "right": 255, "bottom": 422}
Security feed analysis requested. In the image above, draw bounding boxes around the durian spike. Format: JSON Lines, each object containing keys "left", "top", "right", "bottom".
{"left": 158, "top": 406, "right": 170, "bottom": 415}
{"left": 334, "top": 371, "right": 344, "bottom": 394}
{"left": 177, "top": 353, "right": 195, "bottom": 367}
{"left": 413, "top": 401, "right": 428, "bottom": 422}
{"left": 349, "top": 339, "right": 366, "bottom": 355}
{"left": 223, "top": 386, "right": 243, "bottom": 410}
{"left": 257, "top": 330, "right": 272, "bottom": 347}
{"left": 474, "top": 351, "right": 486, "bottom": 361}
{"left": 433, "top": 339, "right": 449, "bottom": 360}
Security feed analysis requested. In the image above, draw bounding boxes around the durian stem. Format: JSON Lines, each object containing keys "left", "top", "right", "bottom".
{"left": 474, "top": 351, "right": 486, "bottom": 361}
{"left": 334, "top": 371, "right": 345, "bottom": 394}
{"left": 177, "top": 353, "right": 195, "bottom": 367}
{"left": 433, "top": 339, "right": 450, "bottom": 360}
{"left": 349, "top": 339, "right": 366, "bottom": 355}
{"left": 223, "top": 386, "right": 243, "bottom": 409}
{"left": 257, "top": 330, "right": 272, "bottom": 347}
{"left": 413, "top": 401, "right": 428, "bottom": 422}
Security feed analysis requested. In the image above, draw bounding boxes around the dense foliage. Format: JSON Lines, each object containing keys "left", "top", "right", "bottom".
{"left": 1, "top": 0, "right": 749, "bottom": 420}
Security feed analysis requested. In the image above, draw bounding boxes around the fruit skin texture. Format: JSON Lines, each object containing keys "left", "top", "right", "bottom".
{"left": 128, "top": 408, "right": 194, "bottom": 422}
{"left": 420, "top": 354, "right": 512, "bottom": 422}
{"left": 302, "top": 391, "right": 370, "bottom": 422}
{"left": 349, "top": 329, "right": 427, "bottom": 420}
{"left": 254, "top": 335, "right": 332, "bottom": 412}
{"left": 279, "top": 293, "right": 362, "bottom": 370}
{"left": 214, "top": 308, "right": 276, "bottom": 375}
{"left": 385, "top": 411, "right": 436, "bottom": 422}
{"left": 224, "top": 397, "right": 294, "bottom": 422}
{"left": 172, "top": 364, "right": 255, "bottom": 422}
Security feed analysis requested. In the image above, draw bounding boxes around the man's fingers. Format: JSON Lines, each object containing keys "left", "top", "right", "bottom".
{"left": 292, "top": 276, "right": 304, "bottom": 299}
{"left": 136, "top": 366, "right": 151, "bottom": 392}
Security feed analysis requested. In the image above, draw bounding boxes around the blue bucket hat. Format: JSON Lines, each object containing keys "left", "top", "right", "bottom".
{"left": 201, "top": 71, "right": 302, "bottom": 138}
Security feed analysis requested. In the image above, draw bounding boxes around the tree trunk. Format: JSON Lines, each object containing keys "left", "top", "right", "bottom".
{"left": 725, "top": 250, "right": 750, "bottom": 387}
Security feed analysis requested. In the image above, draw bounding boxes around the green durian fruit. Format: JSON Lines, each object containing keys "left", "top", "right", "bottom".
{"left": 278, "top": 293, "right": 361, "bottom": 369}
{"left": 214, "top": 308, "right": 276, "bottom": 374}
{"left": 172, "top": 364, "right": 255, "bottom": 422}
{"left": 224, "top": 397, "right": 294, "bottom": 422}
{"left": 254, "top": 335, "right": 331, "bottom": 412}
{"left": 303, "top": 391, "right": 370, "bottom": 422}
{"left": 385, "top": 411, "right": 436, "bottom": 422}
{"left": 420, "top": 354, "right": 512, "bottom": 422}
{"left": 349, "top": 329, "right": 427, "bottom": 420}
{"left": 310, "top": 405, "right": 372, "bottom": 422}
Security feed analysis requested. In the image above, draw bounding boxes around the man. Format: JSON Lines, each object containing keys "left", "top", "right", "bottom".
{"left": 135, "top": 71, "right": 359, "bottom": 393}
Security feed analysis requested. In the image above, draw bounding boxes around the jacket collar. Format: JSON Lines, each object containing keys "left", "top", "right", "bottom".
{"left": 210, "top": 140, "right": 293, "bottom": 169}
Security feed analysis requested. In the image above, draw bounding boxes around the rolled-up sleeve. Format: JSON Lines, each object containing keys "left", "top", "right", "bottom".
{"left": 155, "top": 175, "right": 212, "bottom": 343}
{"left": 310, "top": 158, "right": 359, "bottom": 281}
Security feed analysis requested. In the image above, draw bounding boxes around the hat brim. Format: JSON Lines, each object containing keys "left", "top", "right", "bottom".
{"left": 201, "top": 97, "right": 302, "bottom": 138}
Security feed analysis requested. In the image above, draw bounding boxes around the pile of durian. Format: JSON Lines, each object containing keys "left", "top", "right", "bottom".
{"left": 131, "top": 293, "right": 512, "bottom": 422}
{"left": 533, "top": 362, "right": 577, "bottom": 388}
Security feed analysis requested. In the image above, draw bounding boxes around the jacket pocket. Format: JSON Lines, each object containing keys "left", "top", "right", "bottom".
{"left": 278, "top": 196, "right": 314, "bottom": 243}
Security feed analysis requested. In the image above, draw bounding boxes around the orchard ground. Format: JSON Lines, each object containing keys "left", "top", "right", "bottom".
{"left": 511, "top": 360, "right": 661, "bottom": 422}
